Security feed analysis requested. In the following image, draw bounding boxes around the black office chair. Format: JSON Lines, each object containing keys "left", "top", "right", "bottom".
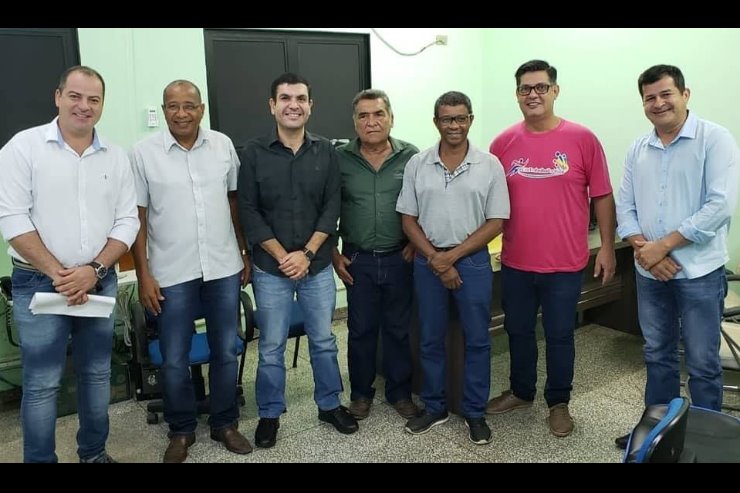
{"left": 679, "top": 271, "right": 740, "bottom": 411}
{"left": 624, "top": 396, "right": 740, "bottom": 463}
{"left": 624, "top": 397, "right": 691, "bottom": 463}
{"left": 129, "top": 291, "right": 254, "bottom": 424}
{"left": 720, "top": 274, "right": 740, "bottom": 410}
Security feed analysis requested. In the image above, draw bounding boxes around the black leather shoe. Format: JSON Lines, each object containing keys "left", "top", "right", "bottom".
{"left": 318, "top": 405, "right": 359, "bottom": 434}
{"left": 615, "top": 433, "right": 630, "bottom": 450}
{"left": 254, "top": 417, "right": 280, "bottom": 448}
{"left": 163, "top": 433, "right": 196, "bottom": 463}
{"left": 211, "top": 424, "right": 253, "bottom": 454}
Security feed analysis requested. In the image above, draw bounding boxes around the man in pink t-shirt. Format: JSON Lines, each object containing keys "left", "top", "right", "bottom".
{"left": 487, "top": 60, "right": 616, "bottom": 438}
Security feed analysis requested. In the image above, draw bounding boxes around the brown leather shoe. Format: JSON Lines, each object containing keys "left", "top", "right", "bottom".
{"left": 163, "top": 433, "right": 196, "bottom": 463}
{"left": 485, "top": 390, "right": 533, "bottom": 415}
{"left": 392, "top": 399, "right": 420, "bottom": 419}
{"left": 211, "top": 424, "right": 253, "bottom": 455}
{"left": 547, "top": 403, "right": 575, "bottom": 437}
{"left": 349, "top": 398, "right": 372, "bottom": 420}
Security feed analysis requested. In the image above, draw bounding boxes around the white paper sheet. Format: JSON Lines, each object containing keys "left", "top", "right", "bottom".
{"left": 29, "top": 293, "right": 116, "bottom": 318}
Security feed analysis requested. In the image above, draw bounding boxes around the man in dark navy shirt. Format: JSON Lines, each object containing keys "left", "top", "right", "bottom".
{"left": 238, "top": 73, "right": 358, "bottom": 449}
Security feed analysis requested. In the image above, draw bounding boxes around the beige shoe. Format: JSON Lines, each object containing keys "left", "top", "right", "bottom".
{"left": 547, "top": 403, "right": 574, "bottom": 437}
{"left": 348, "top": 397, "right": 372, "bottom": 420}
{"left": 485, "top": 390, "right": 533, "bottom": 415}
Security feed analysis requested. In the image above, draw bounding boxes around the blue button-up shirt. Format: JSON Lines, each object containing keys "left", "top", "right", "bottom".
{"left": 616, "top": 112, "right": 740, "bottom": 279}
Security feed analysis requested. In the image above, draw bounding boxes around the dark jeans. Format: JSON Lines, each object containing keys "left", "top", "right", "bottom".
{"left": 343, "top": 247, "right": 413, "bottom": 404}
{"left": 636, "top": 267, "right": 726, "bottom": 410}
{"left": 501, "top": 265, "right": 583, "bottom": 407}
{"left": 414, "top": 248, "right": 493, "bottom": 418}
{"left": 157, "top": 273, "right": 241, "bottom": 434}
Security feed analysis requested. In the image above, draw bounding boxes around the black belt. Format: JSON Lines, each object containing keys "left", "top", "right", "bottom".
{"left": 11, "top": 257, "right": 39, "bottom": 272}
{"left": 434, "top": 246, "right": 458, "bottom": 252}
{"left": 348, "top": 244, "right": 405, "bottom": 257}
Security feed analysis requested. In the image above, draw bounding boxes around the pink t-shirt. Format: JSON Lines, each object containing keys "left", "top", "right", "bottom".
{"left": 490, "top": 119, "right": 612, "bottom": 273}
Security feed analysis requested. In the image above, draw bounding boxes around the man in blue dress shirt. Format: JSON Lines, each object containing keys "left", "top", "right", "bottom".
{"left": 615, "top": 64, "right": 739, "bottom": 448}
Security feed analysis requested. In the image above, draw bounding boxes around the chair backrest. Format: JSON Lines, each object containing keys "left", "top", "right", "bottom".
{"left": 624, "top": 397, "right": 690, "bottom": 463}
{"left": 244, "top": 293, "right": 306, "bottom": 339}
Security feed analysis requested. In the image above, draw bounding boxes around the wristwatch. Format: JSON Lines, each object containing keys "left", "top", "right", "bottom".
{"left": 302, "top": 248, "right": 315, "bottom": 262}
{"left": 87, "top": 261, "right": 108, "bottom": 280}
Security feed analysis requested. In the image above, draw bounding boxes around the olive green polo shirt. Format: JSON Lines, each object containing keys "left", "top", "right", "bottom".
{"left": 336, "top": 137, "right": 419, "bottom": 251}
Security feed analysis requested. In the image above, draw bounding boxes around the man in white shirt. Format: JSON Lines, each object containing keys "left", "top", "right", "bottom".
{"left": 130, "top": 80, "right": 251, "bottom": 463}
{"left": 0, "top": 66, "right": 140, "bottom": 463}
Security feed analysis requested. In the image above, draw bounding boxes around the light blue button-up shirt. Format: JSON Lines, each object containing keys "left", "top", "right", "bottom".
{"left": 616, "top": 112, "right": 740, "bottom": 279}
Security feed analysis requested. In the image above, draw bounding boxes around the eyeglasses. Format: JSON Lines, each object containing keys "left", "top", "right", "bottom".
{"left": 163, "top": 103, "right": 201, "bottom": 113}
{"left": 437, "top": 114, "right": 472, "bottom": 126}
{"left": 516, "top": 83, "right": 552, "bottom": 96}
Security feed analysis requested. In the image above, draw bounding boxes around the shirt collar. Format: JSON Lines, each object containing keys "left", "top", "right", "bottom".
{"left": 46, "top": 116, "right": 105, "bottom": 151}
{"left": 163, "top": 126, "right": 206, "bottom": 152}
{"left": 264, "top": 127, "right": 320, "bottom": 149}
{"left": 648, "top": 110, "right": 697, "bottom": 148}
{"left": 344, "top": 136, "right": 403, "bottom": 157}
{"left": 428, "top": 140, "right": 480, "bottom": 165}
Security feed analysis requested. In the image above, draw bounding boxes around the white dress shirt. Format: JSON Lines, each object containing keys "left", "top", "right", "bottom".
{"left": 0, "top": 118, "right": 140, "bottom": 267}
{"left": 130, "top": 127, "right": 242, "bottom": 288}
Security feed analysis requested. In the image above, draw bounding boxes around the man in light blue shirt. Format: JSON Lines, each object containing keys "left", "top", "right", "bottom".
{"left": 616, "top": 64, "right": 739, "bottom": 440}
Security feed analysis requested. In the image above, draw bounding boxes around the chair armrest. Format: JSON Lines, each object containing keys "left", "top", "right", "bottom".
{"left": 725, "top": 307, "right": 740, "bottom": 318}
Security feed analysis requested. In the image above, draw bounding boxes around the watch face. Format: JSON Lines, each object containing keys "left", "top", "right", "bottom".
{"left": 97, "top": 265, "right": 108, "bottom": 278}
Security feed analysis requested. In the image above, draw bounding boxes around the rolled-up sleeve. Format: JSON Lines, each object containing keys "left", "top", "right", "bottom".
{"left": 109, "top": 152, "right": 140, "bottom": 248}
{"left": 677, "top": 127, "right": 739, "bottom": 244}
{"left": 0, "top": 135, "right": 37, "bottom": 241}
{"left": 237, "top": 144, "right": 275, "bottom": 246}
{"left": 315, "top": 146, "right": 340, "bottom": 235}
{"left": 616, "top": 143, "right": 642, "bottom": 240}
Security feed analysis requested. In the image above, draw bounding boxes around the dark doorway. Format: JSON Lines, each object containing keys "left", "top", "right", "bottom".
{"left": 0, "top": 28, "right": 80, "bottom": 148}
{"left": 204, "top": 29, "right": 371, "bottom": 147}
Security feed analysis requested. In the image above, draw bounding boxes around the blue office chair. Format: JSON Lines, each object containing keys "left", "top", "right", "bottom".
{"left": 129, "top": 291, "right": 254, "bottom": 424}
{"left": 624, "top": 396, "right": 740, "bottom": 463}
{"left": 242, "top": 292, "right": 306, "bottom": 369}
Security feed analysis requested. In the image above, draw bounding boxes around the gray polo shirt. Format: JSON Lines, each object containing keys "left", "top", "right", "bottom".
{"left": 396, "top": 141, "right": 509, "bottom": 248}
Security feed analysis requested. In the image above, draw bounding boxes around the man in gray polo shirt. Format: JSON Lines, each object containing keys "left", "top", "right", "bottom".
{"left": 396, "top": 91, "right": 509, "bottom": 445}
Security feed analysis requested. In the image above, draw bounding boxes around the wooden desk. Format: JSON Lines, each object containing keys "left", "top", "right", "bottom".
{"left": 409, "top": 231, "right": 639, "bottom": 415}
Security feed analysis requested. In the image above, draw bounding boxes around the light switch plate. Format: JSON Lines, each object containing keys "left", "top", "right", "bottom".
{"left": 146, "top": 107, "right": 158, "bottom": 128}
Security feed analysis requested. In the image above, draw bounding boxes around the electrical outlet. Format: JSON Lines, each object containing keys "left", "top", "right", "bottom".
{"left": 435, "top": 35, "right": 448, "bottom": 46}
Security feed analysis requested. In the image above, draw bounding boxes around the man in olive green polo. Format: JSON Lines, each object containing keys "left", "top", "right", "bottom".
{"left": 333, "top": 89, "right": 419, "bottom": 421}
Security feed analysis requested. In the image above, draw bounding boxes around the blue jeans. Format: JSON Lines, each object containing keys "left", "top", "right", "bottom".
{"left": 12, "top": 267, "right": 117, "bottom": 463}
{"left": 414, "top": 248, "right": 492, "bottom": 418}
{"left": 343, "top": 247, "right": 413, "bottom": 404}
{"left": 156, "top": 273, "right": 241, "bottom": 434}
{"left": 501, "top": 265, "right": 583, "bottom": 407}
{"left": 636, "top": 267, "right": 726, "bottom": 410}
{"left": 252, "top": 265, "right": 342, "bottom": 417}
